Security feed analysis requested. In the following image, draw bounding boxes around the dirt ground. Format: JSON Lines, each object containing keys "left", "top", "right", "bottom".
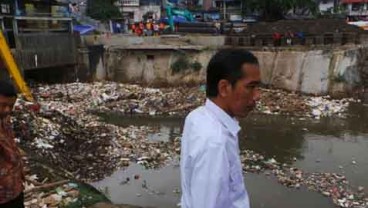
{"left": 239, "top": 18, "right": 366, "bottom": 35}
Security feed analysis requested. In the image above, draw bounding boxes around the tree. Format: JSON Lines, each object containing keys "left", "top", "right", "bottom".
{"left": 86, "top": 0, "right": 121, "bottom": 21}
{"left": 242, "top": 0, "right": 318, "bottom": 21}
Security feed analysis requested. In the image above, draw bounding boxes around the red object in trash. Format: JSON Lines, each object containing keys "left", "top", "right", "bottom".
{"left": 26, "top": 103, "right": 41, "bottom": 113}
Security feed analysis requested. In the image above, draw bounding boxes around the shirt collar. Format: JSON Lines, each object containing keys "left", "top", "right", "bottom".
{"left": 205, "top": 99, "right": 241, "bottom": 137}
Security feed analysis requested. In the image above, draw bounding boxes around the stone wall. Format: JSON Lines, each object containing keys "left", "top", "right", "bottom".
{"left": 253, "top": 48, "right": 367, "bottom": 96}
{"left": 104, "top": 49, "right": 215, "bottom": 85}
{"left": 102, "top": 45, "right": 368, "bottom": 96}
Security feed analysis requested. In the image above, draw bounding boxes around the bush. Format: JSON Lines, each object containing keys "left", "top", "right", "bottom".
{"left": 171, "top": 56, "right": 190, "bottom": 73}
{"left": 86, "top": 0, "right": 121, "bottom": 21}
{"left": 191, "top": 61, "right": 202, "bottom": 71}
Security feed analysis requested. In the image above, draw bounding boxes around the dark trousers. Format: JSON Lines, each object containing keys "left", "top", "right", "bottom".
{"left": 0, "top": 193, "right": 24, "bottom": 208}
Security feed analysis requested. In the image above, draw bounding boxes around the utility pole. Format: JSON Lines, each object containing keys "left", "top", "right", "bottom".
{"left": 333, "top": 0, "right": 339, "bottom": 13}
{"left": 223, "top": 0, "right": 226, "bottom": 20}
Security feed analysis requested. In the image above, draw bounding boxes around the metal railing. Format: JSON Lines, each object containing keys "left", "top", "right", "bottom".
{"left": 225, "top": 32, "right": 362, "bottom": 47}
{"left": 116, "top": 0, "right": 140, "bottom": 6}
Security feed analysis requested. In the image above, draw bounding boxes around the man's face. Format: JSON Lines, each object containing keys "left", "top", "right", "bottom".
{"left": 0, "top": 95, "right": 16, "bottom": 120}
{"left": 227, "top": 63, "right": 261, "bottom": 118}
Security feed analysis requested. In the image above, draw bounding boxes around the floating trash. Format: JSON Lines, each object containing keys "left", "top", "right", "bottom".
{"left": 11, "top": 82, "right": 363, "bottom": 208}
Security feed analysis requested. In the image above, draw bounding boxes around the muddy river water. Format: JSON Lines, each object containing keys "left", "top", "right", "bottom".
{"left": 92, "top": 103, "right": 368, "bottom": 208}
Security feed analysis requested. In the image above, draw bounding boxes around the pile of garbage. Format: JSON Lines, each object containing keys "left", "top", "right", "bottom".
{"left": 258, "top": 88, "right": 357, "bottom": 118}
{"left": 257, "top": 88, "right": 311, "bottom": 116}
{"left": 241, "top": 150, "right": 368, "bottom": 208}
{"left": 35, "top": 82, "right": 204, "bottom": 116}
{"left": 13, "top": 82, "right": 357, "bottom": 182}
{"left": 31, "top": 82, "right": 355, "bottom": 118}
{"left": 24, "top": 176, "right": 79, "bottom": 208}
{"left": 20, "top": 156, "right": 82, "bottom": 208}
{"left": 23, "top": 166, "right": 110, "bottom": 208}
{"left": 15, "top": 109, "right": 122, "bottom": 181}
{"left": 14, "top": 106, "right": 180, "bottom": 182}
{"left": 12, "top": 82, "right": 364, "bottom": 207}
{"left": 306, "top": 96, "right": 354, "bottom": 119}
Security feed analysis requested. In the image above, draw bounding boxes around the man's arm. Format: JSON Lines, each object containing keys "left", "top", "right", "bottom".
{"left": 189, "top": 140, "right": 230, "bottom": 208}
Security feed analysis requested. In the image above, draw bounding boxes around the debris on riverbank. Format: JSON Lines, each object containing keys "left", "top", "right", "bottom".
{"left": 14, "top": 107, "right": 178, "bottom": 182}
{"left": 31, "top": 82, "right": 357, "bottom": 118}
{"left": 13, "top": 82, "right": 364, "bottom": 208}
{"left": 22, "top": 156, "right": 111, "bottom": 208}
{"left": 242, "top": 150, "right": 368, "bottom": 208}
{"left": 24, "top": 177, "right": 77, "bottom": 208}
{"left": 15, "top": 82, "right": 357, "bottom": 182}
{"left": 257, "top": 88, "right": 358, "bottom": 119}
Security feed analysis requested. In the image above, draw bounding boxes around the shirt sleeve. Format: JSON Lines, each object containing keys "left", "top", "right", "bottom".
{"left": 189, "top": 139, "right": 230, "bottom": 208}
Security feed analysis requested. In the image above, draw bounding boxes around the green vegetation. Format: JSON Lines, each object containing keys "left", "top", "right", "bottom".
{"left": 242, "top": 0, "right": 318, "bottom": 21}
{"left": 63, "top": 182, "right": 110, "bottom": 208}
{"left": 86, "top": 0, "right": 121, "bottom": 21}
{"left": 191, "top": 61, "right": 202, "bottom": 72}
{"left": 171, "top": 56, "right": 190, "bottom": 73}
{"left": 333, "top": 73, "right": 346, "bottom": 83}
{"left": 171, "top": 55, "right": 203, "bottom": 73}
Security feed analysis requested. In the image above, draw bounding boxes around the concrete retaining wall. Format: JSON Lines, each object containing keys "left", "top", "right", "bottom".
{"left": 80, "top": 34, "right": 368, "bottom": 96}
{"left": 81, "top": 35, "right": 225, "bottom": 48}
{"left": 104, "top": 49, "right": 215, "bottom": 85}
{"left": 256, "top": 48, "right": 367, "bottom": 96}
{"left": 102, "top": 46, "right": 368, "bottom": 96}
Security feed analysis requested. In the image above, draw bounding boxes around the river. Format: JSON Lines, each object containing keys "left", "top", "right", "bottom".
{"left": 92, "top": 103, "right": 368, "bottom": 208}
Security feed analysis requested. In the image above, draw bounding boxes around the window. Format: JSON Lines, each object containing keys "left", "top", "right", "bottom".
{"left": 147, "top": 55, "right": 154, "bottom": 60}
{"left": 1, "top": 4, "right": 11, "bottom": 14}
{"left": 352, "top": 3, "right": 363, "bottom": 11}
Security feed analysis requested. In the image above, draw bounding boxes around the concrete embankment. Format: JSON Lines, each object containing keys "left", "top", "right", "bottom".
{"left": 78, "top": 35, "right": 368, "bottom": 97}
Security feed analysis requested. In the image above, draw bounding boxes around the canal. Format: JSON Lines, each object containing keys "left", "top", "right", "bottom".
{"left": 93, "top": 103, "right": 368, "bottom": 208}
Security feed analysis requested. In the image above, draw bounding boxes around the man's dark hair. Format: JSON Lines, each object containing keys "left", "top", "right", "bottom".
{"left": 206, "top": 49, "right": 259, "bottom": 97}
{"left": 0, "top": 81, "right": 17, "bottom": 97}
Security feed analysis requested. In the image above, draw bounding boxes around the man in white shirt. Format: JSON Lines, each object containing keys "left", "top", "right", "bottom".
{"left": 180, "top": 49, "right": 261, "bottom": 208}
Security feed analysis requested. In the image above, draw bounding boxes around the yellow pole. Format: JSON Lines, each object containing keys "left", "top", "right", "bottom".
{"left": 0, "top": 30, "right": 35, "bottom": 102}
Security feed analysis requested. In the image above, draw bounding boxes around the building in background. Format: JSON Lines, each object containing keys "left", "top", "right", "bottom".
{"left": 318, "top": 0, "right": 336, "bottom": 13}
{"left": 0, "top": 0, "right": 76, "bottom": 72}
{"left": 342, "top": 0, "right": 368, "bottom": 17}
{"left": 341, "top": 0, "right": 368, "bottom": 30}
{"left": 116, "top": 0, "right": 161, "bottom": 22}
{"left": 213, "top": 0, "right": 242, "bottom": 21}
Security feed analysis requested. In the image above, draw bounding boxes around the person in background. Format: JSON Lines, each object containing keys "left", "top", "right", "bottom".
{"left": 146, "top": 21, "right": 153, "bottom": 36}
{"left": 139, "top": 22, "right": 144, "bottom": 36}
{"left": 285, "top": 30, "right": 294, "bottom": 46}
{"left": 116, "top": 22, "right": 122, "bottom": 33}
{"left": 123, "top": 19, "right": 129, "bottom": 33}
{"left": 214, "top": 20, "right": 221, "bottom": 35}
{"left": 153, "top": 21, "right": 159, "bottom": 36}
{"left": 0, "top": 81, "right": 24, "bottom": 208}
{"left": 180, "top": 49, "right": 261, "bottom": 208}
{"left": 136, "top": 27, "right": 142, "bottom": 36}
{"left": 296, "top": 31, "right": 305, "bottom": 45}
{"left": 273, "top": 32, "right": 282, "bottom": 46}
{"left": 131, "top": 23, "right": 137, "bottom": 35}
{"left": 159, "top": 22, "right": 165, "bottom": 35}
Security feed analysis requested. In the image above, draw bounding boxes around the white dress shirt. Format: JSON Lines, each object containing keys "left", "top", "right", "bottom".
{"left": 180, "top": 99, "right": 250, "bottom": 208}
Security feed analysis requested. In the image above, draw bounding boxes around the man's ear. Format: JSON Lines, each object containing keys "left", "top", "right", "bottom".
{"left": 218, "top": 79, "right": 231, "bottom": 98}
